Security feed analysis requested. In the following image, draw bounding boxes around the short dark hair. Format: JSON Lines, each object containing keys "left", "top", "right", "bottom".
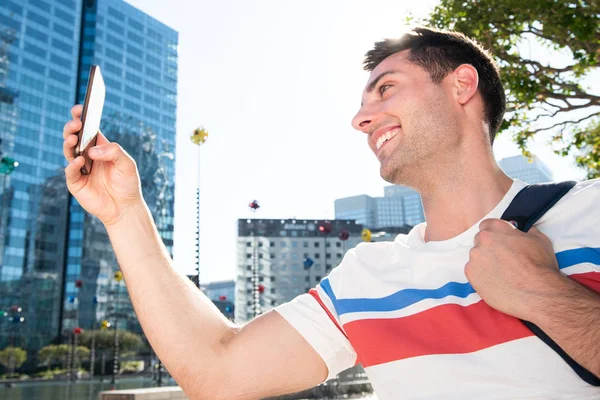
{"left": 364, "top": 27, "right": 506, "bottom": 144}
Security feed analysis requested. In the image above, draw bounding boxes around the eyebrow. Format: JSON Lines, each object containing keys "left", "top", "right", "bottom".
{"left": 366, "top": 70, "right": 402, "bottom": 93}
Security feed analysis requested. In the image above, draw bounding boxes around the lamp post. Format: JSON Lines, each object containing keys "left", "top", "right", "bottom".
{"left": 7, "top": 305, "right": 24, "bottom": 377}
{"left": 190, "top": 127, "right": 208, "bottom": 289}
{"left": 317, "top": 221, "right": 332, "bottom": 289}
{"left": 248, "top": 200, "right": 261, "bottom": 317}
{"left": 99, "top": 319, "right": 110, "bottom": 387}
{"left": 0, "top": 157, "right": 18, "bottom": 265}
{"left": 111, "top": 270, "right": 123, "bottom": 387}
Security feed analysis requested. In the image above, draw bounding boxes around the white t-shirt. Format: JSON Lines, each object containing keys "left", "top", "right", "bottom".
{"left": 275, "top": 179, "right": 600, "bottom": 399}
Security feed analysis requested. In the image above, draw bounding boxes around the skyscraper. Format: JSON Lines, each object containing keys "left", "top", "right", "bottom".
{"left": 0, "top": 0, "right": 84, "bottom": 353}
{"left": 0, "top": 0, "right": 178, "bottom": 362}
{"left": 335, "top": 185, "right": 424, "bottom": 229}
{"left": 498, "top": 155, "right": 554, "bottom": 184}
{"left": 62, "top": 0, "right": 178, "bottom": 339}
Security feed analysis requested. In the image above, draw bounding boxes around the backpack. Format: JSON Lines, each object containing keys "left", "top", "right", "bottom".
{"left": 500, "top": 180, "right": 600, "bottom": 386}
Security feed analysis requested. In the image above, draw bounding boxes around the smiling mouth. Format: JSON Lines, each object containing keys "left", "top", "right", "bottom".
{"left": 375, "top": 127, "right": 400, "bottom": 151}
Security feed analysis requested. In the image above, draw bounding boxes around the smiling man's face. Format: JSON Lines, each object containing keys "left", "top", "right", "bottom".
{"left": 351, "top": 50, "right": 461, "bottom": 185}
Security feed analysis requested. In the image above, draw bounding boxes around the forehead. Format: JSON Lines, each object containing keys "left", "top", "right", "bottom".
{"left": 364, "top": 50, "right": 414, "bottom": 89}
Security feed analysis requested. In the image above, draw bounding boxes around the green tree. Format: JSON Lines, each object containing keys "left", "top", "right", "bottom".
{"left": 38, "top": 344, "right": 58, "bottom": 371}
{"left": 50, "top": 344, "right": 90, "bottom": 369}
{"left": 424, "top": 0, "right": 600, "bottom": 178}
{"left": 0, "top": 347, "right": 27, "bottom": 371}
{"left": 79, "top": 330, "right": 142, "bottom": 356}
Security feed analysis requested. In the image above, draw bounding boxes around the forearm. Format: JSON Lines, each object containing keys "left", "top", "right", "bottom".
{"left": 528, "top": 273, "right": 600, "bottom": 378}
{"left": 105, "top": 203, "right": 237, "bottom": 395}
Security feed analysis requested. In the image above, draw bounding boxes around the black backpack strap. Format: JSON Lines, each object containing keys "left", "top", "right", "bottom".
{"left": 501, "top": 181, "right": 600, "bottom": 386}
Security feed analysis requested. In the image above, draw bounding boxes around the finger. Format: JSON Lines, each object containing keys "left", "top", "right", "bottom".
{"left": 64, "top": 156, "right": 86, "bottom": 188}
{"left": 63, "top": 119, "right": 82, "bottom": 140}
{"left": 88, "top": 142, "right": 136, "bottom": 174}
{"left": 71, "top": 104, "right": 83, "bottom": 119}
{"left": 63, "top": 134, "right": 79, "bottom": 162}
{"left": 479, "top": 218, "right": 516, "bottom": 232}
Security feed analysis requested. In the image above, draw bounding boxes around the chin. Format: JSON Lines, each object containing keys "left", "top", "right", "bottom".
{"left": 380, "top": 161, "right": 404, "bottom": 185}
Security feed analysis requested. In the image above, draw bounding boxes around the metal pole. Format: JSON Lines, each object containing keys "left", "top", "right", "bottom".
{"left": 157, "top": 358, "right": 163, "bottom": 387}
{"left": 88, "top": 329, "right": 96, "bottom": 400}
{"left": 72, "top": 298, "right": 79, "bottom": 382}
{"left": 111, "top": 283, "right": 120, "bottom": 387}
{"left": 66, "top": 331, "right": 73, "bottom": 383}
{"left": 252, "top": 212, "right": 260, "bottom": 317}
{"left": 196, "top": 144, "right": 201, "bottom": 288}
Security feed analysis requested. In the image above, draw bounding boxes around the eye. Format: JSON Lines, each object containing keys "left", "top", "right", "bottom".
{"left": 379, "top": 84, "right": 392, "bottom": 95}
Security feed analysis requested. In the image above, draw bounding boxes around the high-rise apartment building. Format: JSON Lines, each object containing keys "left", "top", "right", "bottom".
{"left": 235, "top": 219, "right": 364, "bottom": 322}
{"left": 0, "top": 0, "right": 178, "bottom": 361}
{"left": 234, "top": 219, "right": 410, "bottom": 323}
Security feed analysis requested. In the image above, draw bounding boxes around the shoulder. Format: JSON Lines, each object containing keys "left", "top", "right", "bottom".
{"left": 537, "top": 179, "right": 600, "bottom": 243}
{"left": 327, "top": 239, "right": 409, "bottom": 284}
{"left": 555, "top": 178, "right": 600, "bottom": 210}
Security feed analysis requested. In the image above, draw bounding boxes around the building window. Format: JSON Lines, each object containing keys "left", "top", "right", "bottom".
{"left": 326, "top": 253, "right": 331, "bottom": 259}
{"left": 314, "top": 242, "right": 320, "bottom": 247}
{"left": 246, "top": 254, "right": 251, "bottom": 259}
{"left": 246, "top": 242, "right": 251, "bottom": 247}
{"left": 303, "top": 241, "right": 308, "bottom": 248}
{"left": 315, "top": 276, "right": 321, "bottom": 282}
{"left": 336, "top": 242, "right": 341, "bottom": 248}
{"left": 314, "top": 253, "right": 320, "bottom": 259}
{"left": 269, "top": 241, "right": 274, "bottom": 247}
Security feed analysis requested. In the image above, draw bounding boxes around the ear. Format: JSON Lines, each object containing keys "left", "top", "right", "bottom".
{"left": 453, "top": 64, "right": 479, "bottom": 105}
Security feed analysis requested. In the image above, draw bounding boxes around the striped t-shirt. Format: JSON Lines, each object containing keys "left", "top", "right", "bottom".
{"left": 275, "top": 179, "right": 600, "bottom": 399}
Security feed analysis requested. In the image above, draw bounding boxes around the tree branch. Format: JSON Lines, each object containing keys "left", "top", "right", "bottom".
{"left": 527, "top": 112, "right": 600, "bottom": 135}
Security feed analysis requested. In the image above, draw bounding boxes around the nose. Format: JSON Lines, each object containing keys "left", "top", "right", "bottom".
{"left": 351, "top": 102, "right": 377, "bottom": 134}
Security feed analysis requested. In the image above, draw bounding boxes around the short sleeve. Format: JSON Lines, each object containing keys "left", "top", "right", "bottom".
{"left": 274, "top": 289, "right": 357, "bottom": 381}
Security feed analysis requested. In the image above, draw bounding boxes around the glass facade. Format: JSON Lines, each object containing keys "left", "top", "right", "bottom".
{"left": 0, "top": 0, "right": 82, "bottom": 355}
{"left": 63, "top": 0, "right": 178, "bottom": 338}
{"left": 335, "top": 186, "right": 424, "bottom": 229}
{"left": 0, "top": 0, "right": 178, "bottom": 366}
{"left": 498, "top": 155, "right": 554, "bottom": 184}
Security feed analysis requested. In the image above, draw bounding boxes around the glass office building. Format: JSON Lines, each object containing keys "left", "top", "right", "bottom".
{"left": 0, "top": 0, "right": 178, "bottom": 363}
{"left": 0, "top": 0, "right": 83, "bottom": 353}
{"left": 335, "top": 186, "right": 424, "bottom": 229}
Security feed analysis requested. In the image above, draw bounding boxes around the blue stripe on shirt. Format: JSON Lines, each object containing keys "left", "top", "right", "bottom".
{"left": 320, "top": 247, "right": 599, "bottom": 316}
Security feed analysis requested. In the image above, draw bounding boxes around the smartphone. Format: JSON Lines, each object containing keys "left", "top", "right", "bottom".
{"left": 74, "top": 65, "right": 105, "bottom": 175}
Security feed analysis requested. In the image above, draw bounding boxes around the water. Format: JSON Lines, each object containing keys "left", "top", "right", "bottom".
{"left": 0, "top": 378, "right": 378, "bottom": 399}
{"left": 0, "top": 377, "right": 171, "bottom": 400}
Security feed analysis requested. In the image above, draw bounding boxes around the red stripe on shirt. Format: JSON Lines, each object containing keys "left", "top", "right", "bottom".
{"left": 569, "top": 271, "right": 600, "bottom": 293}
{"left": 343, "top": 300, "right": 534, "bottom": 368}
{"left": 309, "top": 289, "right": 363, "bottom": 367}
{"left": 309, "top": 289, "right": 348, "bottom": 339}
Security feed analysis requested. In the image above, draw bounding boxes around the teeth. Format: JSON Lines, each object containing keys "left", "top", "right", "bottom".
{"left": 375, "top": 128, "right": 400, "bottom": 150}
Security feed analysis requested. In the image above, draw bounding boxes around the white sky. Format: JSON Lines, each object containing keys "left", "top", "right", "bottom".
{"left": 124, "top": 0, "right": 587, "bottom": 283}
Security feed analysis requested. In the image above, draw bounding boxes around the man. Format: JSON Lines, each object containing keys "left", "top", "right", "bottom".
{"left": 62, "top": 27, "right": 600, "bottom": 399}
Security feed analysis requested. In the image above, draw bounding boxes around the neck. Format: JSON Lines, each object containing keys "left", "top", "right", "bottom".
{"left": 412, "top": 146, "right": 513, "bottom": 243}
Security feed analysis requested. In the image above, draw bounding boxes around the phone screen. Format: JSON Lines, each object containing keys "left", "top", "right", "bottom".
{"left": 81, "top": 67, "right": 105, "bottom": 150}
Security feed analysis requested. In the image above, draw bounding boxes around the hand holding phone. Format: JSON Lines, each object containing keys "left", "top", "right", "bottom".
{"left": 74, "top": 65, "right": 105, "bottom": 175}
{"left": 63, "top": 67, "right": 144, "bottom": 226}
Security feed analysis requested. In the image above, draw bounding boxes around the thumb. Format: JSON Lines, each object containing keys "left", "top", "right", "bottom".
{"left": 88, "top": 142, "right": 137, "bottom": 173}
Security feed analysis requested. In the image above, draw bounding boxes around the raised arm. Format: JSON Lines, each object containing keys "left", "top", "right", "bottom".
{"left": 63, "top": 105, "right": 328, "bottom": 399}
